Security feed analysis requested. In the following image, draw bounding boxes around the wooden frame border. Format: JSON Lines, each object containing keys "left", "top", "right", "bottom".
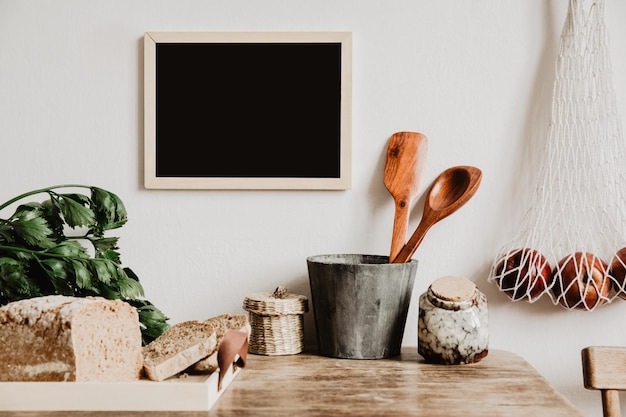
{"left": 143, "top": 31, "right": 352, "bottom": 190}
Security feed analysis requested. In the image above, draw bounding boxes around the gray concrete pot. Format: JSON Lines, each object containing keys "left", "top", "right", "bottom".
{"left": 306, "top": 254, "right": 418, "bottom": 359}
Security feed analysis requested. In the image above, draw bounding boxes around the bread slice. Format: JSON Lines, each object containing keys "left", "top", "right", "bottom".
{"left": 0, "top": 295, "right": 142, "bottom": 382}
{"left": 190, "top": 314, "right": 250, "bottom": 373}
{"left": 142, "top": 320, "right": 217, "bottom": 381}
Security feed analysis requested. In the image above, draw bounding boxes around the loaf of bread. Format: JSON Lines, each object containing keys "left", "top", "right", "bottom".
{"left": 0, "top": 295, "right": 143, "bottom": 382}
{"left": 190, "top": 314, "right": 250, "bottom": 373}
{"left": 142, "top": 320, "right": 217, "bottom": 381}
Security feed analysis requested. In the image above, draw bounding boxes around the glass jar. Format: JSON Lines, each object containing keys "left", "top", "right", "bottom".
{"left": 418, "top": 276, "right": 488, "bottom": 364}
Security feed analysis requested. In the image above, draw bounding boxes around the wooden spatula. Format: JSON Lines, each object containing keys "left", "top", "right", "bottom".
{"left": 384, "top": 132, "right": 428, "bottom": 262}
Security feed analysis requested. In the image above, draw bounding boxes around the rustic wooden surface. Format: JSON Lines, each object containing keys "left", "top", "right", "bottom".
{"left": 0, "top": 348, "right": 584, "bottom": 417}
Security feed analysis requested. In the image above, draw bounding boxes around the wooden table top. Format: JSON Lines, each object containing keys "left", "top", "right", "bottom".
{"left": 0, "top": 348, "right": 584, "bottom": 417}
{"left": 210, "top": 347, "right": 584, "bottom": 417}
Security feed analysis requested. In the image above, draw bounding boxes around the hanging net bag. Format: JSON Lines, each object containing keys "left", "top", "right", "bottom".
{"left": 488, "top": 0, "right": 626, "bottom": 311}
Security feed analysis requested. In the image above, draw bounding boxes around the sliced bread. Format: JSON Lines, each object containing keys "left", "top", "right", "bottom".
{"left": 142, "top": 320, "right": 216, "bottom": 381}
{"left": 190, "top": 314, "right": 250, "bottom": 373}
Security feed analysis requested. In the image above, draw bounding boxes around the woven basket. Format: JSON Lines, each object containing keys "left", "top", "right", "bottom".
{"left": 243, "top": 287, "right": 309, "bottom": 355}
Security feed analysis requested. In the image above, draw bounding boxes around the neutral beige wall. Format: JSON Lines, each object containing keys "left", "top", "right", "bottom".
{"left": 1, "top": 1, "right": 625, "bottom": 415}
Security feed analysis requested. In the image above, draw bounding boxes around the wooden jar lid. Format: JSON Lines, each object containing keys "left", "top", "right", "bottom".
{"left": 430, "top": 276, "right": 476, "bottom": 302}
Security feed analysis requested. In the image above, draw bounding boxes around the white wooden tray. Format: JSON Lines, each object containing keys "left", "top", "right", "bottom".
{"left": 0, "top": 363, "right": 241, "bottom": 411}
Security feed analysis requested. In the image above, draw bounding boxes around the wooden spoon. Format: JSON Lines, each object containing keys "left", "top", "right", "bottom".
{"left": 384, "top": 132, "right": 428, "bottom": 262}
{"left": 391, "top": 165, "right": 482, "bottom": 264}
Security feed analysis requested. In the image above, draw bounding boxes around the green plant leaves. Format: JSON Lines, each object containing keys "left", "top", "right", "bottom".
{"left": 48, "top": 241, "right": 88, "bottom": 258}
{"left": 91, "top": 236, "right": 121, "bottom": 263}
{"left": 71, "top": 259, "right": 92, "bottom": 289}
{"left": 90, "top": 187, "right": 127, "bottom": 235}
{"left": 117, "top": 273, "right": 144, "bottom": 299}
{"left": 129, "top": 299, "right": 171, "bottom": 346}
{"left": 12, "top": 217, "right": 53, "bottom": 247}
{"left": 0, "top": 185, "right": 169, "bottom": 345}
{"left": 57, "top": 194, "right": 95, "bottom": 228}
{"left": 0, "top": 257, "right": 38, "bottom": 299}
{"left": 8, "top": 203, "right": 55, "bottom": 248}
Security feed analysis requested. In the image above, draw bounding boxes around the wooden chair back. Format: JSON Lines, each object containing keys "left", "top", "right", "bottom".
{"left": 581, "top": 346, "right": 626, "bottom": 417}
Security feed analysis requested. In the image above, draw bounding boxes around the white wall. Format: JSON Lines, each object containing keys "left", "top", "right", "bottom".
{"left": 1, "top": 1, "right": 625, "bottom": 415}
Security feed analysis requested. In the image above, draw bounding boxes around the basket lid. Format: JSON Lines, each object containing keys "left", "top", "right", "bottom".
{"left": 244, "top": 286, "right": 309, "bottom": 315}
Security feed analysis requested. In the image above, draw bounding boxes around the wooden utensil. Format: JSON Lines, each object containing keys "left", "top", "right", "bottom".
{"left": 391, "top": 165, "right": 482, "bottom": 264}
{"left": 384, "top": 132, "right": 428, "bottom": 262}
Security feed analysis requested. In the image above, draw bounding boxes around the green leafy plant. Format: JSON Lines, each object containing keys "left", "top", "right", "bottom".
{"left": 0, "top": 184, "right": 169, "bottom": 345}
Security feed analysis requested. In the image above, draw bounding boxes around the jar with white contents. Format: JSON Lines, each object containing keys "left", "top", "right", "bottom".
{"left": 418, "top": 276, "right": 488, "bottom": 364}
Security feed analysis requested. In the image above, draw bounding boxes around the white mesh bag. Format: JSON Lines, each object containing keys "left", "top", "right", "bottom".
{"left": 488, "top": 0, "right": 626, "bottom": 311}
